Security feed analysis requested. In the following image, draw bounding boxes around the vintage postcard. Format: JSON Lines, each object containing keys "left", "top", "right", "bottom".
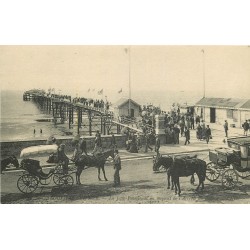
{"left": 1, "top": 45, "right": 250, "bottom": 204}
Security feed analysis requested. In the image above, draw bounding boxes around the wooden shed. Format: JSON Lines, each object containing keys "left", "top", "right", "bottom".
{"left": 195, "top": 97, "right": 250, "bottom": 128}
{"left": 113, "top": 98, "right": 141, "bottom": 118}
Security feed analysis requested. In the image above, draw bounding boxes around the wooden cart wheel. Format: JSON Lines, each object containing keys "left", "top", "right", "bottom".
{"left": 17, "top": 174, "right": 39, "bottom": 194}
{"left": 222, "top": 169, "right": 238, "bottom": 188}
{"left": 58, "top": 175, "right": 74, "bottom": 187}
{"left": 53, "top": 173, "right": 63, "bottom": 186}
{"left": 206, "top": 162, "right": 220, "bottom": 182}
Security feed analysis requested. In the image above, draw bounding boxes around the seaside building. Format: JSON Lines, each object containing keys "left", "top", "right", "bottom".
{"left": 113, "top": 98, "right": 141, "bottom": 118}
{"left": 195, "top": 97, "right": 250, "bottom": 128}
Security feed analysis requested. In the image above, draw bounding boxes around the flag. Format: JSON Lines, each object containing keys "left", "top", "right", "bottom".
{"left": 87, "top": 88, "right": 90, "bottom": 92}
{"left": 98, "top": 89, "right": 103, "bottom": 95}
{"left": 201, "top": 49, "right": 204, "bottom": 53}
{"left": 124, "top": 48, "right": 128, "bottom": 54}
{"left": 118, "top": 88, "right": 122, "bottom": 94}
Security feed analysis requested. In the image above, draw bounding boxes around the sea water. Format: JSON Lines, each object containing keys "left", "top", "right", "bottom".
{"left": 0, "top": 90, "right": 201, "bottom": 141}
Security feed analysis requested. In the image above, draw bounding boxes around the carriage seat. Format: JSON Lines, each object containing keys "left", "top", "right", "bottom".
{"left": 37, "top": 169, "right": 55, "bottom": 179}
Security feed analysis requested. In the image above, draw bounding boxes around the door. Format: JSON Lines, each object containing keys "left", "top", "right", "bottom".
{"left": 210, "top": 108, "right": 216, "bottom": 123}
{"left": 130, "top": 108, "right": 134, "bottom": 117}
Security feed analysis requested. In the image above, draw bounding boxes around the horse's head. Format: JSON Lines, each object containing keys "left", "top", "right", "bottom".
{"left": 153, "top": 155, "right": 172, "bottom": 171}
{"left": 153, "top": 155, "right": 162, "bottom": 171}
{"left": 10, "top": 155, "right": 19, "bottom": 168}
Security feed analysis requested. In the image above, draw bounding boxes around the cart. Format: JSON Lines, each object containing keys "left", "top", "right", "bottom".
{"left": 206, "top": 136, "right": 250, "bottom": 188}
{"left": 17, "top": 145, "right": 74, "bottom": 194}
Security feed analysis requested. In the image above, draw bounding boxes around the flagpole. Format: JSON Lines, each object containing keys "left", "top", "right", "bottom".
{"left": 201, "top": 49, "right": 206, "bottom": 98}
{"left": 128, "top": 46, "right": 131, "bottom": 117}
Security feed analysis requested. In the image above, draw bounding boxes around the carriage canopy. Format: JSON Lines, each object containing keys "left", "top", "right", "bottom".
{"left": 20, "top": 145, "right": 58, "bottom": 158}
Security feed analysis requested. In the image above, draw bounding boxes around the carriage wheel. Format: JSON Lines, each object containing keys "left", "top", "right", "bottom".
{"left": 58, "top": 175, "right": 74, "bottom": 187}
{"left": 222, "top": 169, "right": 238, "bottom": 188}
{"left": 206, "top": 162, "right": 220, "bottom": 182}
{"left": 53, "top": 173, "right": 63, "bottom": 186}
{"left": 17, "top": 174, "right": 39, "bottom": 194}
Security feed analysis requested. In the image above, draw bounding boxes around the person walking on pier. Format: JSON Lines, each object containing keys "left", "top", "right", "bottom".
{"left": 113, "top": 149, "right": 121, "bottom": 187}
{"left": 242, "top": 120, "right": 249, "bottom": 136}
{"left": 224, "top": 120, "right": 229, "bottom": 137}
{"left": 205, "top": 125, "right": 212, "bottom": 144}
{"left": 33, "top": 129, "right": 36, "bottom": 136}
{"left": 184, "top": 127, "right": 190, "bottom": 145}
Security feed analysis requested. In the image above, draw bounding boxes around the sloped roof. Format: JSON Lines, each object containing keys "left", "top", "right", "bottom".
{"left": 114, "top": 98, "right": 141, "bottom": 108}
{"left": 195, "top": 97, "right": 249, "bottom": 109}
{"left": 240, "top": 100, "right": 250, "bottom": 110}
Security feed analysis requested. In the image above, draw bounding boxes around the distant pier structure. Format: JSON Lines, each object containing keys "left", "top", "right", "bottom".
{"left": 23, "top": 89, "right": 116, "bottom": 136}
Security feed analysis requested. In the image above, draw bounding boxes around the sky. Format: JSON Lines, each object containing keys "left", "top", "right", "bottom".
{"left": 0, "top": 45, "right": 249, "bottom": 99}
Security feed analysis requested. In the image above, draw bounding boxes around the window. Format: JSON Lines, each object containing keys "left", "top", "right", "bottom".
{"left": 233, "top": 110, "right": 238, "bottom": 122}
{"left": 227, "top": 109, "right": 233, "bottom": 119}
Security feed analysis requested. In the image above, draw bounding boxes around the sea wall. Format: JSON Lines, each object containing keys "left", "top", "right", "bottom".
{"left": 1, "top": 134, "right": 127, "bottom": 158}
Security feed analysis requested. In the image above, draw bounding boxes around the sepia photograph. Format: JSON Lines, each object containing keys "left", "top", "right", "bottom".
{"left": 1, "top": 45, "right": 250, "bottom": 204}
{"left": 1, "top": 1, "right": 250, "bottom": 250}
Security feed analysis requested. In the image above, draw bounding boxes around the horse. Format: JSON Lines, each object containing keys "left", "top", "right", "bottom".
{"left": 171, "top": 157, "right": 207, "bottom": 196}
{"left": 153, "top": 155, "right": 174, "bottom": 189}
{"left": 153, "top": 154, "right": 197, "bottom": 189}
{"left": 74, "top": 149, "right": 114, "bottom": 185}
{"left": 1, "top": 155, "right": 19, "bottom": 174}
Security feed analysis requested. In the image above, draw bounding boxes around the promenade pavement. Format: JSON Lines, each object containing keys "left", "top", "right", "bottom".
{"left": 5, "top": 121, "right": 246, "bottom": 171}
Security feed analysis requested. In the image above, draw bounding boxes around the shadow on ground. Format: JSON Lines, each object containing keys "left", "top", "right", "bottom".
{"left": 1, "top": 179, "right": 160, "bottom": 204}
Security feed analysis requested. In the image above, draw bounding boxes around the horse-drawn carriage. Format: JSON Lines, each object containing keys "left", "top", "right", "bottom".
{"left": 17, "top": 145, "right": 75, "bottom": 194}
{"left": 206, "top": 136, "right": 250, "bottom": 188}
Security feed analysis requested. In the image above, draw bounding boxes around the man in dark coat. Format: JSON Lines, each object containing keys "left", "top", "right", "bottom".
{"left": 113, "top": 149, "right": 121, "bottom": 187}
{"left": 224, "top": 120, "right": 229, "bottom": 137}
{"left": 243, "top": 120, "right": 249, "bottom": 136}
{"left": 109, "top": 132, "right": 117, "bottom": 150}
{"left": 57, "top": 144, "right": 69, "bottom": 174}
{"left": 205, "top": 125, "right": 212, "bottom": 144}
{"left": 184, "top": 127, "right": 190, "bottom": 145}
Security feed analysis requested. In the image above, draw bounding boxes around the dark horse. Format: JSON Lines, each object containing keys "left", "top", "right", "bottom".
{"left": 74, "top": 149, "right": 114, "bottom": 185}
{"left": 153, "top": 154, "right": 197, "bottom": 187}
{"left": 1, "top": 155, "right": 19, "bottom": 174}
{"left": 153, "top": 155, "right": 206, "bottom": 196}
{"left": 171, "top": 157, "right": 207, "bottom": 196}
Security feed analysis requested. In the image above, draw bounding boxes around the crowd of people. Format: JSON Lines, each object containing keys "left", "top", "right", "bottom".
{"left": 46, "top": 92, "right": 111, "bottom": 111}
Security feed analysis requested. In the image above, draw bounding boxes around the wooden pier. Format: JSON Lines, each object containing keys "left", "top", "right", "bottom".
{"left": 23, "top": 90, "right": 115, "bottom": 136}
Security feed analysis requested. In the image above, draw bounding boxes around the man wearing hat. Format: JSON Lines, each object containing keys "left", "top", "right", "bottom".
{"left": 113, "top": 149, "right": 121, "bottom": 187}
{"left": 224, "top": 120, "right": 229, "bottom": 137}
{"left": 57, "top": 144, "right": 69, "bottom": 174}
